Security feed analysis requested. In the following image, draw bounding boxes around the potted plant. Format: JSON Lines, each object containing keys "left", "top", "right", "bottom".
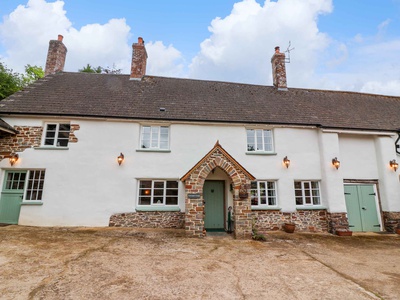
{"left": 336, "top": 228, "right": 353, "bottom": 236}
{"left": 283, "top": 214, "right": 296, "bottom": 233}
{"left": 396, "top": 224, "right": 400, "bottom": 235}
{"left": 283, "top": 222, "right": 296, "bottom": 233}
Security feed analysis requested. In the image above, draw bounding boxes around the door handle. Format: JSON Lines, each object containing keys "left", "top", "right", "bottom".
{"left": 362, "top": 207, "right": 367, "bottom": 210}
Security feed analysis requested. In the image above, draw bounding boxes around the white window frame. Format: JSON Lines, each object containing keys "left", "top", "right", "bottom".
{"left": 4, "top": 169, "right": 46, "bottom": 202}
{"left": 140, "top": 125, "right": 170, "bottom": 150}
{"left": 137, "top": 180, "right": 179, "bottom": 206}
{"left": 246, "top": 129, "right": 274, "bottom": 152}
{"left": 250, "top": 180, "right": 278, "bottom": 207}
{"left": 294, "top": 181, "right": 321, "bottom": 206}
{"left": 42, "top": 123, "right": 70, "bottom": 147}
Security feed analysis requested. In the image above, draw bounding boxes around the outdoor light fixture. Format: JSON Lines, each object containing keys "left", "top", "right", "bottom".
{"left": 332, "top": 157, "right": 340, "bottom": 170}
{"left": 390, "top": 159, "right": 398, "bottom": 172}
{"left": 9, "top": 153, "right": 19, "bottom": 166}
{"left": 117, "top": 153, "right": 124, "bottom": 166}
{"left": 283, "top": 156, "right": 290, "bottom": 168}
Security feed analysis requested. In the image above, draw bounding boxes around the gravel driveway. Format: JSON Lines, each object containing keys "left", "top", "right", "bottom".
{"left": 0, "top": 226, "right": 399, "bottom": 300}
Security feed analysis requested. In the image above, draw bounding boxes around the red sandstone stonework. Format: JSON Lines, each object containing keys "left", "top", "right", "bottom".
{"left": 181, "top": 142, "right": 255, "bottom": 239}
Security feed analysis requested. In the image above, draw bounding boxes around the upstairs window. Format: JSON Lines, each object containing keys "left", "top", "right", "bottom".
{"left": 140, "top": 126, "right": 169, "bottom": 150}
{"left": 246, "top": 129, "right": 273, "bottom": 152}
{"left": 250, "top": 181, "right": 277, "bottom": 207}
{"left": 43, "top": 123, "right": 70, "bottom": 147}
{"left": 138, "top": 180, "right": 178, "bottom": 206}
{"left": 294, "top": 181, "right": 321, "bottom": 206}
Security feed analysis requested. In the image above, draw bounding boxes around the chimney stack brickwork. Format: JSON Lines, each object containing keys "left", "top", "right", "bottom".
{"left": 44, "top": 35, "right": 67, "bottom": 76}
{"left": 271, "top": 46, "right": 287, "bottom": 90}
{"left": 130, "top": 37, "right": 148, "bottom": 80}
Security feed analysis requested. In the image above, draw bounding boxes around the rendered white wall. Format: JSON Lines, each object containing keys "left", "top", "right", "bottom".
{"left": 1, "top": 116, "right": 399, "bottom": 226}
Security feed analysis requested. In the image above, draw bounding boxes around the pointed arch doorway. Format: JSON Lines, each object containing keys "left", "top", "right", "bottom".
{"left": 181, "top": 141, "right": 255, "bottom": 239}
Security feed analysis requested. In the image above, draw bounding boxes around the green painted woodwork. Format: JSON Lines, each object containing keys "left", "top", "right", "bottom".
{"left": 344, "top": 185, "right": 380, "bottom": 232}
{"left": 0, "top": 171, "right": 26, "bottom": 224}
{"left": 204, "top": 181, "right": 224, "bottom": 230}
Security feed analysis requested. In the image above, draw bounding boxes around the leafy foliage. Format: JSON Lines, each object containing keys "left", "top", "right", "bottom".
{"left": 79, "top": 63, "right": 122, "bottom": 74}
{"left": 0, "top": 62, "right": 44, "bottom": 100}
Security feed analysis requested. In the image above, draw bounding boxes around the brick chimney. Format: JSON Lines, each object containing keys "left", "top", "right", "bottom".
{"left": 271, "top": 46, "right": 287, "bottom": 90}
{"left": 44, "top": 35, "right": 67, "bottom": 76}
{"left": 130, "top": 37, "right": 147, "bottom": 80}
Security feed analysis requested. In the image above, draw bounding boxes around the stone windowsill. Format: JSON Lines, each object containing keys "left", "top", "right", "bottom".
{"left": 34, "top": 146, "right": 69, "bottom": 150}
{"left": 245, "top": 151, "right": 277, "bottom": 156}
{"left": 136, "top": 149, "right": 171, "bottom": 153}
{"left": 251, "top": 207, "right": 282, "bottom": 211}
{"left": 21, "top": 201, "right": 43, "bottom": 206}
{"left": 296, "top": 206, "right": 327, "bottom": 210}
{"left": 135, "top": 206, "right": 181, "bottom": 212}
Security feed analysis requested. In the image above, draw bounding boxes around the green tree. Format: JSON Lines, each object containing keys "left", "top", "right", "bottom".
{"left": 0, "top": 62, "right": 44, "bottom": 100}
{"left": 79, "top": 63, "right": 121, "bottom": 74}
{"left": 22, "top": 64, "right": 45, "bottom": 86}
{"left": 0, "top": 62, "right": 22, "bottom": 100}
{"left": 79, "top": 64, "right": 102, "bottom": 73}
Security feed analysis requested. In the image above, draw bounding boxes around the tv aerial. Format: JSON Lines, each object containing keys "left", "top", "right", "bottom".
{"left": 284, "top": 41, "right": 295, "bottom": 63}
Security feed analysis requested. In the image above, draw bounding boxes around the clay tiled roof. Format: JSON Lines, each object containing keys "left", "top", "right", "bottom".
{"left": 0, "top": 72, "right": 399, "bottom": 132}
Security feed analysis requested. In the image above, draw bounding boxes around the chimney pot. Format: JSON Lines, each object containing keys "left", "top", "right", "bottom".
{"left": 58, "top": 34, "right": 63, "bottom": 42}
{"left": 138, "top": 37, "right": 144, "bottom": 44}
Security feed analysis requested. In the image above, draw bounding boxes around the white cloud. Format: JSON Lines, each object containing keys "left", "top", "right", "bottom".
{"left": 361, "top": 80, "right": 400, "bottom": 96}
{"left": 189, "top": 0, "right": 333, "bottom": 87}
{"left": 146, "top": 41, "right": 185, "bottom": 77}
{"left": 0, "top": 0, "right": 182, "bottom": 76}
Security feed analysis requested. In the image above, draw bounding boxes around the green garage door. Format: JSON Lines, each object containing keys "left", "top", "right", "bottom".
{"left": 344, "top": 184, "right": 380, "bottom": 232}
{"left": 204, "top": 181, "right": 224, "bottom": 231}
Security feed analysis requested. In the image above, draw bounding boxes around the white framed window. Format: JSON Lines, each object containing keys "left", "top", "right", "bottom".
{"left": 43, "top": 123, "right": 70, "bottom": 147}
{"left": 294, "top": 181, "right": 321, "bottom": 206}
{"left": 250, "top": 181, "right": 277, "bottom": 207}
{"left": 4, "top": 170, "right": 46, "bottom": 201}
{"left": 140, "top": 126, "right": 169, "bottom": 150}
{"left": 246, "top": 129, "right": 273, "bottom": 152}
{"left": 138, "top": 180, "right": 178, "bottom": 206}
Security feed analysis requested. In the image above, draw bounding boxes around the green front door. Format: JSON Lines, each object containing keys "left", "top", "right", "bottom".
{"left": 0, "top": 171, "right": 26, "bottom": 224}
{"left": 204, "top": 181, "right": 224, "bottom": 230}
{"left": 344, "top": 184, "right": 380, "bottom": 232}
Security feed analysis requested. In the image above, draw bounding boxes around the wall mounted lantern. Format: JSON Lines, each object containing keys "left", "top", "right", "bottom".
{"left": 9, "top": 153, "right": 19, "bottom": 166}
{"left": 117, "top": 153, "right": 124, "bottom": 166}
{"left": 332, "top": 157, "right": 340, "bottom": 170}
{"left": 283, "top": 156, "right": 290, "bottom": 168}
{"left": 390, "top": 159, "right": 398, "bottom": 172}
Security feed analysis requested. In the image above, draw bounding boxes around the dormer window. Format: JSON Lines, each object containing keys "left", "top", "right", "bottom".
{"left": 43, "top": 123, "right": 70, "bottom": 147}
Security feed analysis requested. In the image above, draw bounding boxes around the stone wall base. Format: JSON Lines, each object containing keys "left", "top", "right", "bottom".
{"left": 253, "top": 210, "right": 329, "bottom": 233}
{"left": 109, "top": 211, "right": 185, "bottom": 229}
{"left": 383, "top": 211, "right": 400, "bottom": 233}
{"left": 327, "top": 212, "right": 349, "bottom": 234}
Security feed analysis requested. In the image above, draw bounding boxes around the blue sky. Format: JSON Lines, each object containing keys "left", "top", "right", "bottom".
{"left": 1, "top": 0, "right": 399, "bottom": 96}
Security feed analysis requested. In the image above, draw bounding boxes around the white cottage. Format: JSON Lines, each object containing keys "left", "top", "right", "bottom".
{"left": 0, "top": 36, "right": 399, "bottom": 238}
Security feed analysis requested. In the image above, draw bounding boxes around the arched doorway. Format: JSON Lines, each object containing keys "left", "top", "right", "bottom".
{"left": 180, "top": 141, "right": 255, "bottom": 239}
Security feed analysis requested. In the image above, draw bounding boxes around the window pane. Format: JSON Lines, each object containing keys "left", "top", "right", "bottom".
{"left": 59, "top": 124, "right": 70, "bottom": 131}
{"left": 58, "top": 139, "right": 69, "bottom": 147}
{"left": 45, "top": 131, "right": 56, "bottom": 138}
{"left": 154, "top": 182, "right": 164, "bottom": 189}
{"left": 166, "top": 197, "right": 178, "bottom": 205}
{"left": 153, "top": 197, "right": 163, "bottom": 204}
{"left": 166, "top": 181, "right": 178, "bottom": 189}
{"left": 139, "top": 197, "right": 151, "bottom": 205}
{"left": 46, "top": 124, "right": 57, "bottom": 131}
{"left": 246, "top": 130, "right": 255, "bottom": 151}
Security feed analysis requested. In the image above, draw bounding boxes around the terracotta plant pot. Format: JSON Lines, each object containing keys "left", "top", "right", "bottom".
{"left": 336, "top": 230, "right": 352, "bottom": 236}
{"left": 284, "top": 223, "right": 295, "bottom": 233}
{"left": 395, "top": 228, "right": 400, "bottom": 235}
